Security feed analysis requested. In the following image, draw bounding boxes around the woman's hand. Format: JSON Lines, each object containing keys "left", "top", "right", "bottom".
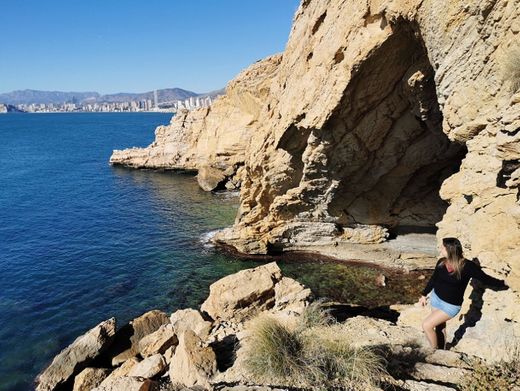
{"left": 418, "top": 295, "right": 427, "bottom": 307}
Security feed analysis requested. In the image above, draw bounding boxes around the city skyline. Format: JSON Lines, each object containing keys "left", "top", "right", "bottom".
{"left": 0, "top": 1, "right": 300, "bottom": 94}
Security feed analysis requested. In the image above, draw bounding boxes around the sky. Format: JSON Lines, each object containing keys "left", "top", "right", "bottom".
{"left": 0, "top": 0, "right": 301, "bottom": 94}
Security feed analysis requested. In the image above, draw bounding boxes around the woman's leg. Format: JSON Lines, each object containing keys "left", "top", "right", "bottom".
{"left": 422, "top": 309, "right": 452, "bottom": 349}
{"left": 435, "top": 321, "right": 447, "bottom": 349}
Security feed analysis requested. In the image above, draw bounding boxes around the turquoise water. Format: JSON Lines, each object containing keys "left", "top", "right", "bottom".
{"left": 0, "top": 113, "right": 424, "bottom": 390}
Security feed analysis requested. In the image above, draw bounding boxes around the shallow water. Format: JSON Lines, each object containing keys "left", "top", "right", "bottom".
{"left": 0, "top": 113, "right": 426, "bottom": 390}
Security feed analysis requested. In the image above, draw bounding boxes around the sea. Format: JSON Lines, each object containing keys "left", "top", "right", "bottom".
{"left": 0, "top": 113, "right": 423, "bottom": 390}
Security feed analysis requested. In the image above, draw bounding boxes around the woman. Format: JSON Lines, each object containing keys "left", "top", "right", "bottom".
{"left": 418, "top": 237, "right": 509, "bottom": 350}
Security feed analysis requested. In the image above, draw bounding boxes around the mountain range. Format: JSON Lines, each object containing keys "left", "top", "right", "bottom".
{"left": 0, "top": 87, "right": 225, "bottom": 105}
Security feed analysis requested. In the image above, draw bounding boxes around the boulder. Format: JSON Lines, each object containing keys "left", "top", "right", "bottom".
{"left": 73, "top": 368, "right": 110, "bottom": 391}
{"left": 98, "top": 357, "right": 140, "bottom": 386}
{"left": 138, "top": 323, "right": 177, "bottom": 357}
{"left": 201, "top": 262, "right": 282, "bottom": 321}
{"left": 169, "top": 329, "right": 217, "bottom": 388}
{"left": 92, "top": 376, "right": 158, "bottom": 391}
{"left": 109, "top": 310, "right": 169, "bottom": 365}
{"left": 35, "top": 317, "right": 116, "bottom": 391}
{"left": 197, "top": 165, "right": 227, "bottom": 191}
{"left": 411, "top": 362, "right": 470, "bottom": 385}
{"left": 127, "top": 354, "right": 166, "bottom": 378}
{"left": 170, "top": 309, "right": 212, "bottom": 340}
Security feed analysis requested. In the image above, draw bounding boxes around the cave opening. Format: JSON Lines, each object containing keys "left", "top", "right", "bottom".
{"left": 321, "top": 19, "right": 468, "bottom": 243}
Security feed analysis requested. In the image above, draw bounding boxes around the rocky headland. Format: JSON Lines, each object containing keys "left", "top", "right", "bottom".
{"left": 110, "top": 0, "right": 519, "bottom": 363}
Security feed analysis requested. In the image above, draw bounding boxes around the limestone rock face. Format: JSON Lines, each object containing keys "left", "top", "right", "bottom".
{"left": 35, "top": 317, "right": 116, "bottom": 391}
{"left": 109, "top": 53, "right": 282, "bottom": 192}
{"left": 200, "top": 262, "right": 283, "bottom": 321}
{"left": 209, "top": 0, "right": 519, "bottom": 361}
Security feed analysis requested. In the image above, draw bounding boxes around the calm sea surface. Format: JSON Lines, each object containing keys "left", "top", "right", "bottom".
{"left": 0, "top": 113, "right": 424, "bottom": 390}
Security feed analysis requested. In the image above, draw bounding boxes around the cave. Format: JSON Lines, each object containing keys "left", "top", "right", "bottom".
{"left": 306, "top": 19, "right": 468, "bottom": 241}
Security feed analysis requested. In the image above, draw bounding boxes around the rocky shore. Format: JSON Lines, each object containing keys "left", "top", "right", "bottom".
{"left": 109, "top": 0, "right": 519, "bottom": 364}
{"left": 36, "top": 262, "right": 489, "bottom": 391}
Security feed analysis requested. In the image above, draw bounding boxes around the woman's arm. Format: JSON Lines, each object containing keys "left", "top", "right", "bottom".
{"left": 421, "top": 259, "right": 442, "bottom": 296}
{"left": 467, "top": 261, "right": 507, "bottom": 288}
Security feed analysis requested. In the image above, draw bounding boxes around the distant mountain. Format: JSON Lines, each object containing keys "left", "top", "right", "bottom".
{"left": 0, "top": 90, "right": 99, "bottom": 105}
{"left": 0, "top": 87, "right": 225, "bottom": 106}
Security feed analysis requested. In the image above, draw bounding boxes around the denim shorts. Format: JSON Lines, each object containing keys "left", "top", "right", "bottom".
{"left": 430, "top": 289, "right": 461, "bottom": 317}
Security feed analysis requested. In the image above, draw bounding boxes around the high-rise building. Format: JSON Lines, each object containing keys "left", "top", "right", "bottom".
{"left": 154, "top": 90, "right": 158, "bottom": 109}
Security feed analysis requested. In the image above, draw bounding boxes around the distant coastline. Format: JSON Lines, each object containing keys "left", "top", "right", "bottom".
{"left": 0, "top": 86, "right": 224, "bottom": 114}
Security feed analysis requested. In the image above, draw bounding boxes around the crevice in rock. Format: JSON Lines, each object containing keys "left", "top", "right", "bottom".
{"left": 311, "top": 11, "right": 327, "bottom": 35}
{"left": 496, "top": 159, "right": 520, "bottom": 188}
{"left": 210, "top": 334, "right": 239, "bottom": 372}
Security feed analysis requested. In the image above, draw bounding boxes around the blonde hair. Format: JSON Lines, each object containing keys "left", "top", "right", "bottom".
{"left": 439, "top": 237, "right": 466, "bottom": 280}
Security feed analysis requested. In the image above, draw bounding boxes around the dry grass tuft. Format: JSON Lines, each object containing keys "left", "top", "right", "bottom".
{"left": 241, "top": 302, "right": 387, "bottom": 390}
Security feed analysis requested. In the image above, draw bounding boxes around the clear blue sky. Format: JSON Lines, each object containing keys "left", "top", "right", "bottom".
{"left": 0, "top": 1, "right": 300, "bottom": 94}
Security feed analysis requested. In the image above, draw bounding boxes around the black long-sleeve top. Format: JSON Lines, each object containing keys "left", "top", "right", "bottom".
{"left": 422, "top": 257, "right": 506, "bottom": 306}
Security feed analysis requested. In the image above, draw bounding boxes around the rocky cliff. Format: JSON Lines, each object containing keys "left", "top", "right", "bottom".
{"left": 111, "top": 0, "right": 519, "bottom": 361}
{"left": 110, "top": 53, "right": 282, "bottom": 192}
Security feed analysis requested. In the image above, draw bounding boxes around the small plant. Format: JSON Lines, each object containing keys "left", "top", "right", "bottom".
{"left": 241, "top": 301, "right": 387, "bottom": 390}
{"left": 460, "top": 342, "right": 520, "bottom": 391}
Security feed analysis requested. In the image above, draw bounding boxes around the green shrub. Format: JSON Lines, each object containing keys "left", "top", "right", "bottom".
{"left": 241, "top": 302, "right": 387, "bottom": 390}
